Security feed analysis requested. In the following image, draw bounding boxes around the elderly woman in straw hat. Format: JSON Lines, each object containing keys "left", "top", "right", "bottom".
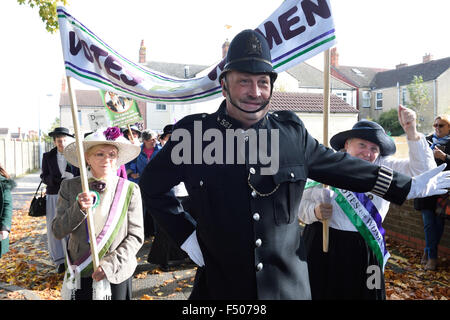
{"left": 52, "top": 127, "right": 143, "bottom": 300}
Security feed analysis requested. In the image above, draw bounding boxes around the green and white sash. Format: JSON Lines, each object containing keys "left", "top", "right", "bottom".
{"left": 61, "top": 178, "right": 134, "bottom": 299}
{"left": 305, "top": 181, "right": 390, "bottom": 270}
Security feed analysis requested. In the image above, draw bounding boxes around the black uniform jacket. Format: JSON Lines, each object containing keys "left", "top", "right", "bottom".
{"left": 139, "top": 100, "right": 412, "bottom": 300}
{"left": 40, "top": 147, "right": 80, "bottom": 195}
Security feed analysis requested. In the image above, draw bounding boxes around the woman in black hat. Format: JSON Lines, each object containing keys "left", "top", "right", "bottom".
{"left": 40, "top": 127, "right": 79, "bottom": 273}
{"left": 299, "top": 105, "right": 436, "bottom": 300}
{"left": 158, "top": 124, "right": 173, "bottom": 146}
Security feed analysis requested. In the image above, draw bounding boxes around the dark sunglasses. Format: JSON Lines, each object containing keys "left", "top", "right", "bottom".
{"left": 433, "top": 123, "right": 446, "bottom": 128}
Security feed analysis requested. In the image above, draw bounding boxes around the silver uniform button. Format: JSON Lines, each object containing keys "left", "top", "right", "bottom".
{"left": 255, "top": 239, "right": 262, "bottom": 247}
{"left": 250, "top": 167, "right": 256, "bottom": 174}
{"left": 199, "top": 180, "right": 203, "bottom": 186}
{"left": 290, "top": 172, "right": 295, "bottom": 178}
{"left": 251, "top": 190, "right": 257, "bottom": 198}
{"left": 256, "top": 262, "right": 263, "bottom": 271}
{"left": 253, "top": 213, "right": 260, "bottom": 221}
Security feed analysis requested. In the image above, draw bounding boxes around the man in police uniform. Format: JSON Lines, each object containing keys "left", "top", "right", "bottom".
{"left": 139, "top": 29, "right": 450, "bottom": 299}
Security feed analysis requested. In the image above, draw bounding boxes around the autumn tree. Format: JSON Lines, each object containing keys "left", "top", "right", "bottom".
{"left": 17, "top": 0, "right": 68, "bottom": 33}
{"left": 406, "top": 75, "right": 430, "bottom": 132}
{"left": 43, "top": 117, "right": 61, "bottom": 143}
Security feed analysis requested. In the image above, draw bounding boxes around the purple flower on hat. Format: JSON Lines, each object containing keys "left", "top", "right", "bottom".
{"left": 103, "top": 127, "right": 122, "bottom": 141}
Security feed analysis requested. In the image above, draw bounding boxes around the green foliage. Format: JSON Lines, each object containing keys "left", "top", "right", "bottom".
{"left": 42, "top": 117, "right": 61, "bottom": 143}
{"left": 376, "top": 109, "right": 403, "bottom": 136}
{"left": 17, "top": 0, "right": 68, "bottom": 33}
{"left": 406, "top": 75, "right": 430, "bottom": 131}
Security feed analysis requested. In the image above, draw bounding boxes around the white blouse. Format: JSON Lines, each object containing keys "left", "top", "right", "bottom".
{"left": 298, "top": 135, "right": 436, "bottom": 232}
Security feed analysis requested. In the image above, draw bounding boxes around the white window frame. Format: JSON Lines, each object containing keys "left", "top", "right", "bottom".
{"left": 362, "top": 91, "right": 371, "bottom": 108}
{"left": 375, "top": 92, "right": 383, "bottom": 110}
{"left": 155, "top": 103, "right": 167, "bottom": 111}
{"left": 402, "top": 88, "right": 408, "bottom": 105}
{"left": 336, "top": 92, "right": 348, "bottom": 103}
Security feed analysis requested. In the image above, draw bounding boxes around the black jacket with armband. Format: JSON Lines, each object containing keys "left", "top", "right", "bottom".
{"left": 139, "top": 100, "right": 411, "bottom": 300}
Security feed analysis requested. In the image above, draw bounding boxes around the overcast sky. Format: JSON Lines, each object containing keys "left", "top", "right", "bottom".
{"left": 1, "top": 0, "right": 448, "bottom": 133}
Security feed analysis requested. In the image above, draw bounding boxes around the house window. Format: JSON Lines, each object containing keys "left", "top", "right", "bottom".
{"left": 402, "top": 88, "right": 407, "bottom": 105}
{"left": 156, "top": 104, "right": 166, "bottom": 111}
{"left": 336, "top": 92, "right": 348, "bottom": 103}
{"left": 362, "top": 91, "right": 371, "bottom": 108}
{"left": 375, "top": 92, "right": 383, "bottom": 109}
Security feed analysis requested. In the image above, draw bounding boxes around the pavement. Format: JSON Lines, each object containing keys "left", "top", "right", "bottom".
{"left": 0, "top": 171, "right": 196, "bottom": 300}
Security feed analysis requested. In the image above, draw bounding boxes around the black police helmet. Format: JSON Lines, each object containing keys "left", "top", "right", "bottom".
{"left": 219, "top": 29, "right": 277, "bottom": 84}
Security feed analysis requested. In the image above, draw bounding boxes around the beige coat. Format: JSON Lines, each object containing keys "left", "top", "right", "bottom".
{"left": 52, "top": 176, "right": 144, "bottom": 284}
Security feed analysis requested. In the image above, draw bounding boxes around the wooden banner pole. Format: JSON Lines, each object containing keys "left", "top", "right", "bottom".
{"left": 322, "top": 49, "right": 331, "bottom": 253}
{"left": 66, "top": 76, "right": 100, "bottom": 270}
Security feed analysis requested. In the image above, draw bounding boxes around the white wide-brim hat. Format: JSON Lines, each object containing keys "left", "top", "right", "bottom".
{"left": 64, "top": 127, "right": 141, "bottom": 167}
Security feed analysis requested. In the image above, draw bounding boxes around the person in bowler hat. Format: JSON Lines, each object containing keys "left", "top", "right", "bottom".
{"left": 159, "top": 124, "right": 173, "bottom": 146}
{"left": 299, "top": 106, "right": 436, "bottom": 299}
{"left": 138, "top": 29, "right": 450, "bottom": 299}
{"left": 40, "top": 127, "right": 79, "bottom": 273}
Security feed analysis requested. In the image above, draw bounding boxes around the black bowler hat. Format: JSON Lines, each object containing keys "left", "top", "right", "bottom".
{"left": 48, "top": 127, "right": 74, "bottom": 138}
{"left": 163, "top": 124, "right": 173, "bottom": 135}
{"left": 330, "top": 120, "right": 396, "bottom": 156}
{"left": 160, "top": 124, "right": 174, "bottom": 140}
{"left": 219, "top": 29, "right": 277, "bottom": 83}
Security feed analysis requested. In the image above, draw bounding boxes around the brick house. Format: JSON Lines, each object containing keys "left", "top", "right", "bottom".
{"left": 370, "top": 55, "right": 450, "bottom": 131}
{"left": 330, "top": 48, "right": 450, "bottom": 132}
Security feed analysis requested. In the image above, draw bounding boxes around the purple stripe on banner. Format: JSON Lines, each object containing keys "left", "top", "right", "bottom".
{"left": 272, "top": 28, "right": 335, "bottom": 63}
{"left": 58, "top": 8, "right": 205, "bottom": 84}
{"left": 73, "top": 178, "right": 124, "bottom": 266}
{"left": 353, "top": 192, "right": 388, "bottom": 254}
{"left": 65, "top": 61, "right": 221, "bottom": 100}
{"left": 57, "top": 8, "right": 193, "bottom": 83}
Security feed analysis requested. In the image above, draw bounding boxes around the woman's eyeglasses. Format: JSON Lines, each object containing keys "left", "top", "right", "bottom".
{"left": 433, "top": 123, "right": 446, "bottom": 128}
{"left": 93, "top": 151, "right": 118, "bottom": 160}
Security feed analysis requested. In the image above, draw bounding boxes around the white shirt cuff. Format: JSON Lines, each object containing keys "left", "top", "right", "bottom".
{"left": 180, "top": 230, "right": 205, "bottom": 267}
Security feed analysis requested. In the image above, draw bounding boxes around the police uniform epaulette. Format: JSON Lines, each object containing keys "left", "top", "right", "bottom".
{"left": 270, "top": 110, "right": 303, "bottom": 125}
{"left": 173, "top": 113, "right": 208, "bottom": 129}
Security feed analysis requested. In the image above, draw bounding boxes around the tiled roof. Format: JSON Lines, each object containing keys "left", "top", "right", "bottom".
{"left": 59, "top": 90, "right": 103, "bottom": 107}
{"left": 287, "top": 62, "right": 354, "bottom": 90}
{"left": 144, "top": 61, "right": 209, "bottom": 79}
{"left": 370, "top": 56, "right": 450, "bottom": 89}
{"left": 269, "top": 91, "right": 358, "bottom": 113}
{"left": 332, "top": 65, "right": 388, "bottom": 88}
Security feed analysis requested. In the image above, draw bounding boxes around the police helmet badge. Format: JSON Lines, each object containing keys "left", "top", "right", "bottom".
{"left": 245, "top": 33, "right": 262, "bottom": 56}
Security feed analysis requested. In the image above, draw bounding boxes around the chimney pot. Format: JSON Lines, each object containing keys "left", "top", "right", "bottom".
{"left": 139, "top": 40, "right": 146, "bottom": 63}
{"left": 330, "top": 47, "right": 339, "bottom": 67}
{"left": 423, "top": 53, "right": 433, "bottom": 63}
{"left": 222, "top": 39, "right": 230, "bottom": 59}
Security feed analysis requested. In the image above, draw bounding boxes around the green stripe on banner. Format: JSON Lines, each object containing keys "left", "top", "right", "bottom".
{"left": 273, "top": 35, "right": 336, "bottom": 70}
{"left": 65, "top": 66, "right": 222, "bottom": 103}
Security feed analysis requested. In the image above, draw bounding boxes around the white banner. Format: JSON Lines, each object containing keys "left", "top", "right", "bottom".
{"left": 57, "top": 0, "right": 335, "bottom": 104}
